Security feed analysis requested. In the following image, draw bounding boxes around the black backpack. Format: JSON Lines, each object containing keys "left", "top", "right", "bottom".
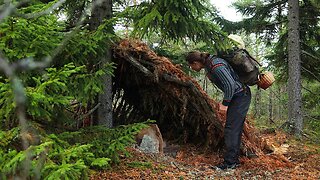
{"left": 217, "top": 48, "right": 261, "bottom": 86}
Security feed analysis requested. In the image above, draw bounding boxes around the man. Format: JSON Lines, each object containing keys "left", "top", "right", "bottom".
{"left": 185, "top": 50, "right": 251, "bottom": 170}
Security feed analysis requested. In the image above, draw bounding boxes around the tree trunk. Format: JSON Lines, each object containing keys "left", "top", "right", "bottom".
{"left": 287, "top": 0, "right": 303, "bottom": 136}
{"left": 254, "top": 89, "right": 261, "bottom": 118}
{"left": 268, "top": 88, "right": 273, "bottom": 124}
{"left": 253, "top": 34, "right": 261, "bottom": 119}
{"left": 276, "top": 85, "right": 282, "bottom": 121}
{"left": 90, "top": 0, "right": 113, "bottom": 128}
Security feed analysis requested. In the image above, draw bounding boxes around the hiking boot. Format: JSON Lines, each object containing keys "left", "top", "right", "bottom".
{"left": 215, "top": 162, "right": 240, "bottom": 170}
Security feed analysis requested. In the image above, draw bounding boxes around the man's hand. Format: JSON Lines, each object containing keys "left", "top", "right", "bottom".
{"left": 219, "top": 104, "right": 228, "bottom": 112}
{"left": 218, "top": 104, "right": 228, "bottom": 119}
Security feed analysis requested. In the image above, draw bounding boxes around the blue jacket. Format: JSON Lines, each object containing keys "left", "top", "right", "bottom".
{"left": 205, "top": 56, "right": 244, "bottom": 106}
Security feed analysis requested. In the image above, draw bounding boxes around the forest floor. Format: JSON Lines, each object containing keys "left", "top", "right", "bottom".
{"left": 90, "top": 131, "right": 320, "bottom": 179}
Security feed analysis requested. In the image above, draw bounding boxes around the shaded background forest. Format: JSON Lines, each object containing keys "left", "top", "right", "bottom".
{"left": 0, "top": 0, "right": 319, "bottom": 179}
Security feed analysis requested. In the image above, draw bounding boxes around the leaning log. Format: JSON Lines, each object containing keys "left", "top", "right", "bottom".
{"left": 112, "top": 39, "right": 262, "bottom": 154}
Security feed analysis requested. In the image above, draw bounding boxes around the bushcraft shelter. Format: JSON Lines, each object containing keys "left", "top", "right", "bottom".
{"left": 112, "top": 39, "right": 262, "bottom": 155}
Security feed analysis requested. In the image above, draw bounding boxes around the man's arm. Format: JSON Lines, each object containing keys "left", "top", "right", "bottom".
{"left": 211, "top": 64, "right": 236, "bottom": 106}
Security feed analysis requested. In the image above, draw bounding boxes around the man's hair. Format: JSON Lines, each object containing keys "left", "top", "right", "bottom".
{"left": 185, "top": 51, "right": 209, "bottom": 64}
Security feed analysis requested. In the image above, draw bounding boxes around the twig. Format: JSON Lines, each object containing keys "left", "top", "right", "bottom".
{"left": 125, "top": 55, "right": 154, "bottom": 77}
{"left": 278, "top": 121, "right": 294, "bottom": 130}
{"left": 15, "top": 0, "right": 67, "bottom": 19}
{"left": 302, "top": 86, "right": 319, "bottom": 96}
{"left": 303, "top": 113, "right": 320, "bottom": 121}
{"left": 0, "top": 1, "right": 29, "bottom": 23}
{"left": 278, "top": 121, "right": 310, "bottom": 139}
{"left": 162, "top": 73, "right": 192, "bottom": 87}
{"left": 301, "top": 66, "right": 320, "bottom": 83}
{"left": 76, "top": 103, "right": 101, "bottom": 122}
{"left": 0, "top": 52, "right": 31, "bottom": 178}
{"left": 171, "top": 161, "right": 182, "bottom": 171}
{"left": 302, "top": 50, "right": 320, "bottom": 61}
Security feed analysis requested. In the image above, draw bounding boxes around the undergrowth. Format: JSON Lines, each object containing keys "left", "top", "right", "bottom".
{"left": 0, "top": 120, "right": 152, "bottom": 179}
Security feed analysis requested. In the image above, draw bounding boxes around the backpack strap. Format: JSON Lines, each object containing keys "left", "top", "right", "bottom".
{"left": 240, "top": 49, "right": 262, "bottom": 66}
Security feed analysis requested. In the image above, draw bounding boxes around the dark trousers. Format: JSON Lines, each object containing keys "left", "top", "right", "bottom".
{"left": 224, "top": 88, "right": 251, "bottom": 164}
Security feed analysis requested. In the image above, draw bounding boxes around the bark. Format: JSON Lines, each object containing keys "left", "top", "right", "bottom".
{"left": 287, "top": 0, "right": 303, "bottom": 136}
{"left": 253, "top": 34, "right": 261, "bottom": 119}
{"left": 268, "top": 88, "right": 274, "bottom": 124}
{"left": 254, "top": 89, "right": 261, "bottom": 118}
{"left": 90, "top": 0, "right": 113, "bottom": 128}
{"left": 276, "top": 85, "right": 282, "bottom": 121}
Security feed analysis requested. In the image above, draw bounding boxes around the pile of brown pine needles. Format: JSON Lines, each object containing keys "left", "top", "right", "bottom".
{"left": 112, "top": 39, "right": 262, "bottom": 155}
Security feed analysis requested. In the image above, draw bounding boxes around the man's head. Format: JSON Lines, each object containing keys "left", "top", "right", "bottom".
{"left": 185, "top": 51, "right": 208, "bottom": 72}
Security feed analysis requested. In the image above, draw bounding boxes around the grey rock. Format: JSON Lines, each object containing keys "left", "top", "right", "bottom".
{"left": 138, "top": 134, "right": 160, "bottom": 153}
